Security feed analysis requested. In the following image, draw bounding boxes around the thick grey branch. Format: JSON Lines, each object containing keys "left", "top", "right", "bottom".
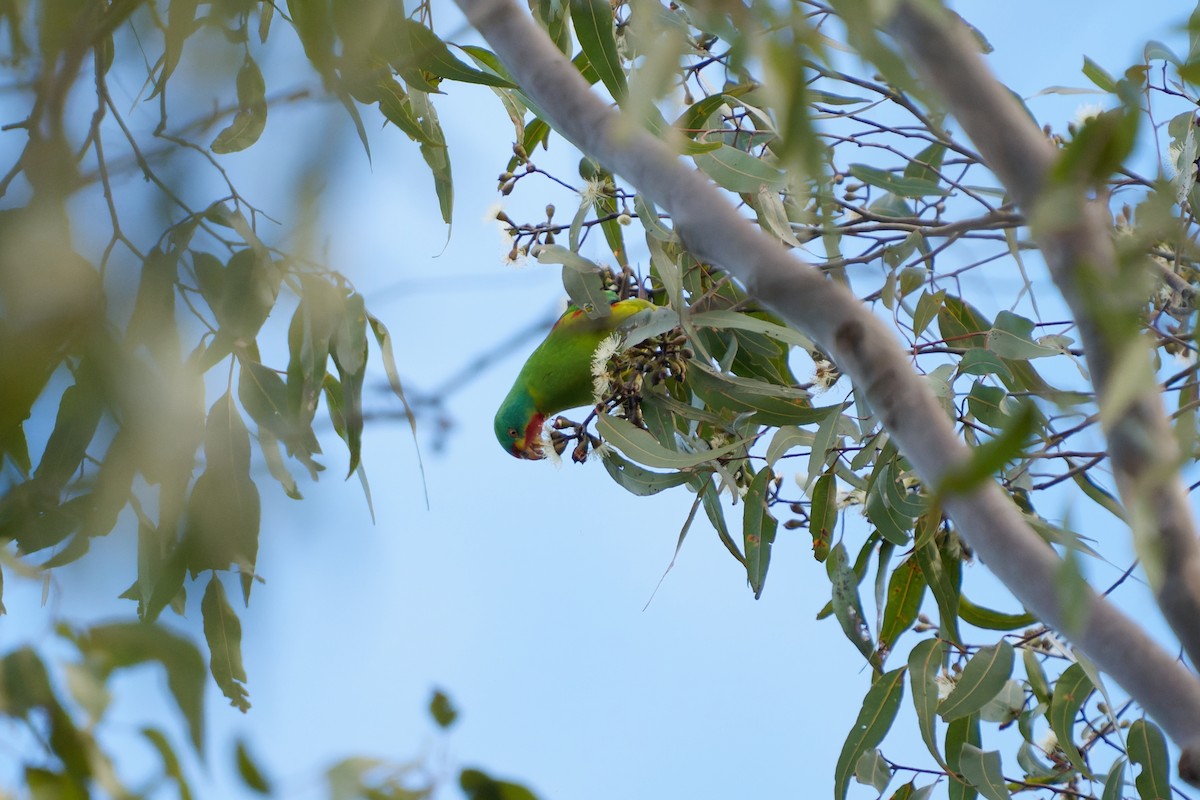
{"left": 454, "top": 0, "right": 1200, "bottom": 777}
{"left": 887, "top": 0, "right": 1200, "bottom": 776}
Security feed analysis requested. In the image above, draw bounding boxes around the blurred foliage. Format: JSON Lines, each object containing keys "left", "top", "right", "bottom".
{"left": 0, "top": 0, "right": 541, "bottom": 795}
{"left": 1, "top": 0, "right": 1200, "bottom": 797}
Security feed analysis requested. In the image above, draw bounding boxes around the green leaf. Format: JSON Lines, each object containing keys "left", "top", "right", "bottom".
{"left": 240, "top": 360, "right": 308, "bottom": 451}
{"left": 985, "top": 312, "right": 1060, "bottom": 359}
{"left": 687, "top": 364, "right": 819, "bottom": 427}
{"left": 371, "top": 76, "right": 435, "bottom": 144}
{"left": 35, "top": 378, "right": 102, "bottom": 492}
{"left": 808, "top": 88, "right": 871, "bottom": 106}
{"left": 570, "top": 0, "right": 626, "bottom": 101}
{"left": 879, "top": 557, "right": 925, "bottom": 657}
{"left": 889, "top": 782, "right": 936, "bottom": 800}
{"left": 808, "top": 402, "right": 846, "bottom": 489}
{"left": 534, "top": 245, "right": 612, "bottom": 319}
{"left": 211, "top": 55, "right": 267, "bottom": 153}
{"left": 939, "top": 641, "right": 1014, "bottom": 722}
{"left": 693, "top": 145, "right": 786, "bottom": 192}
{"left": 1047, "top": 663, "right": 1093, "bottom": 776}
{"left": 959, "top": 745, "right": 1012, "bottom": 800}
{"left": 460, "top": 769, "right": 540, "bottom": 800}
{"left": 940, "top": 400, "right": 1037, "bottom": 495}
{"left": 908, "top": 638, "right": 948, "bottom": 768}
{"left": 1082, "top": 55, "right": 1117, "bottom": 92}
{"left": 915, "top": 531, "right": 962, "bottom": 646}
{"left": 127, "top": 246, "right": 181, "bottom": 358}
{"left": 1022, "top": 648, "right": 1052, "bottom": 705}
{"left": 946, "top": 714, "right": 982, "bottom": 800}
{"left": 367, "top": 313, "right": 427, "bottom": 507}
{"left": 828, "top": 542, "right": 876, "bottom": 666}
{"left": 1052, "top": 106, "right": 1140, "bottom": 189}
{"left": 855, "top": 749, "right": 892, "bottom": 795}
{"left": 689, "top": 309, "right": 812, "bottom": 349}
{"left": 743, "top": 466, "right": 777, "bottom": 598}
{"left": 596, "top": 413, "right": 750, "bottom": 469}
{"left": 601, "top": 450, "right": 691, "bottom": 496}
{"left": 1127, "top": 719, "right": 1169, "bottom": 800}
{"left": 937, "top": 295, "right": 989, "bottom": 347}
{"left": 958, "top": 350, "right": 1014, "bottom": 383}
{"left": 430, "top": 688, "right": 459, "bottom": 728}
{"left": 1101, "top": 757, "right": 1126, "bottom": 800}
{"left": 202, "top": 575, "right": 250, "bottom": 712}
{"left": 979, "top": 680, "right": 1023, "bottom": 725}
{"left": 834, "top": 668, "right": 906, "bottom": 800}
{"left": 392, "top": 19, "right": 515, "bottom": 88}
{"left": 235, "top": 739, "right": 271, "bottom": 794}
{"left": 183, "top": 393, "right": 261, "bottom": 581}
{"left": 698, "top": 476, "right": 745, "bottom": 566}
{"left": 904, "top": 142, "right": 947, "bottom": 184}
{"left": 196, "top": 249, "right": 281, "bottom": 340}
{"left": 849, "top": 163, "right": 950, "bottom": 198}
{"left": 330, "top": 329, "right": 367, "bottom": 479}
{"left": 957, "top": 596, "right": 1036, "bottom": 630}
{"left": 154, "top": 0, "right": 200, "bottom": 95}
{"left": 674, "top": 93, "right": 728, "bottom": 137}
{"left": 143, "top": 727, "right": 194, "bottom": 800}
{"left": 808, "top": 470, "right": 836, "bottom": 562}
{"left": 912, "top": 289, "right": 945, "bottom": 337}
{"left": 407, "top": 88, "right": 452, "bottom": 226}
{"left": 866, "top": 459, "right": 915, "bottom": 545}
{"left": 81, "top": 623, "right": 206, "bottom": 753}
{"left": 288, "top": 0, "right": 335, "bottom": 75}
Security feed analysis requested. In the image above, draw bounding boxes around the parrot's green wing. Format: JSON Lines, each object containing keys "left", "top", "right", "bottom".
{"left": 495, "top": 296, "right": 654, "bottom": 459}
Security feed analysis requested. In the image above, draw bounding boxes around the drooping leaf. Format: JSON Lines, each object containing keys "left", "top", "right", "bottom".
{"left": 429, "top": 688, "right": 459, "bottom": 729}
{"left": 391, "top": 19, "right": 515, "bottom": 88}
{"left": 1101, "top": 757, "right": 1126, "bottom": 800}
{"left": 235, "top": 739, "right": 272, "bottom": 794}
{"left": 601, "top": 450, "right": 692, "bottom": 496}
{"left": 908, "top": 638, "right": 948, "bottom": 768}
{"left": 211, "top": 55, "right": 268, "bottom": 153}
{"left": 959, "top": 745, "right": 1012, "bottom": 800}
{"left": 1127, "top": 719, "right": 1169, "bottom": 800}
{"left": 914, "top": 528, "right": 962, "bottom": 647}
{"left": 570, "top": 0, "right": 626, "bottom": 101}
{"left": 808, "top": 470, "right": 836, "bottom": 562}
{"left": 80, "top": 623, "right": 206, "bottom": 753}
{"left": 849, "top": 163, "right": 950, "bottom": 198}
{"left": 939, "top": 641, "right": 1015, "bottom": 722}
{"left": 201, "top": 575, "right": 250, "bottom": 712}
{"left": 834, "top": 668, "right": 906, "bottom": 800}
{"left": 1047, "top": 663, "right": 1093, "bottom": 776}
{"left": 828, "top": 542, "right": 876, "bottom": 667}
{"left": 854, "top": 749, "right": 892, "bottom": 795}
{"left": 946, "top": 713, "right": 982, "bottom": 800}
{"left": 183, "top": 393, "right": 261, "bottom": 581}
{"left": 597, "top": 413, "right": 750, "bottom": 469}
{"left": 743, "top": 466, "right": 777, "bottom": 598}
{"left": 878, "top": 557, "right": 925, "bottom": 658}
{"left": 142, "top": 727, "right": 194, "bottom": 800}
{"left": 694, "top": 145, "right": 786, "bottom": 192}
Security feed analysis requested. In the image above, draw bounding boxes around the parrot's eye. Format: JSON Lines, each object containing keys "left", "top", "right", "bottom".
{"left": 507, "top": 427, "right": 519, "bottom": 438}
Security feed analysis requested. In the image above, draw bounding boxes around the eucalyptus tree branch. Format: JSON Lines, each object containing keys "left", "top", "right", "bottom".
{"left": 453, "top": 0, "right": 1200, "bottom": 779}
{"left": 886, "top": 1, "right": 1200, "bottom": 775}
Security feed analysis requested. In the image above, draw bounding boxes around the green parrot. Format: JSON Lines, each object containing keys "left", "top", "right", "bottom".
{"left": 495, "top": 294, "right": 654, "bottom": 459}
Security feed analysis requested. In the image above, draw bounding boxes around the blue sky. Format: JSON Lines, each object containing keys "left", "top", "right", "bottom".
{"left": 1, "top": 1, "right": 1197, "bottom": 797}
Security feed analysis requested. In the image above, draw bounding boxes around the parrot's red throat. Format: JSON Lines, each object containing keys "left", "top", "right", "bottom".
{"left": 518, "top": 413, "right": 547, "bottom": 460}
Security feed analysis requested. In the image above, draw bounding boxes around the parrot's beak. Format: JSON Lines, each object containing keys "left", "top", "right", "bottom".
{"left": 512, "top": 414, "right": 547, "bottom": 460}
{"left": 516, "top": 438, "right": 545, "bottom": 460}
